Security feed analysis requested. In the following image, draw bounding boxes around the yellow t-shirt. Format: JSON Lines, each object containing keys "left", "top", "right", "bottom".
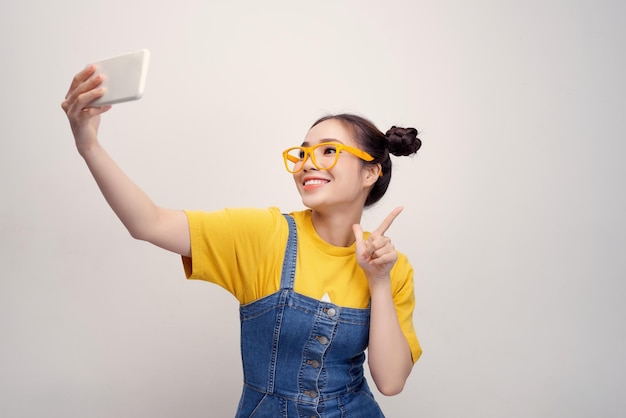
{"left": 182, "top": 207, "right": 421, "bottom": 363}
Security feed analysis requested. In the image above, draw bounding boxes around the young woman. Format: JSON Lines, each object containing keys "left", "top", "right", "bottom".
{"left": 62, "top": 65, "right": 422, "bottom": 417}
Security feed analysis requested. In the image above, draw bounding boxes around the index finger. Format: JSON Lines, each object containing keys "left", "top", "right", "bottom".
{"left": 371, "top": 206, "right": 404, "bottom": 237}
{"left": 65, "top": 65, "right": 97, "bottom": 99}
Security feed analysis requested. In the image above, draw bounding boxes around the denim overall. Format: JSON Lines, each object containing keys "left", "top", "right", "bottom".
{"left": 236, "top": 215, "right": 385, "bottom": 418}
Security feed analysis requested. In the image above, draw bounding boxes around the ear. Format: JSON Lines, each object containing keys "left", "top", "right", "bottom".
{"left": 362, "top": 163, "right": 381, "bottom": 187}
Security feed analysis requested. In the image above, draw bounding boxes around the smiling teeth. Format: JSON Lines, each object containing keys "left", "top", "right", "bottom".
{"left": 304, "top": 179, "right": 328, "bottom": 186}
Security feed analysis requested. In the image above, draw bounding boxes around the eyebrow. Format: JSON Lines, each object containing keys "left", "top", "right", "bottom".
{"left": 300, "top": 138, "right": 345, "bottom": 147}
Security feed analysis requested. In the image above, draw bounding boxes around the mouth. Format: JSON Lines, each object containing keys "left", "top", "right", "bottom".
{"left": 302, "top": 177, "right": 330, "bottom": 190}
{"left": 304, "top": 179, "right": 329, "bottom": 186}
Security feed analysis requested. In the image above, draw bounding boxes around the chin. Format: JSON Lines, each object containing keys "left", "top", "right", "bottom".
{"left": 300, "top": 195, "right": 328, "bottom": 211}
{"left": 300, "top": 198, "right": 320, "bottom": 210}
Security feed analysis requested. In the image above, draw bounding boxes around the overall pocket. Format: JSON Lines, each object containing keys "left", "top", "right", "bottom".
{"left": 236, "top": 385, "right": 284, "bottom": 418}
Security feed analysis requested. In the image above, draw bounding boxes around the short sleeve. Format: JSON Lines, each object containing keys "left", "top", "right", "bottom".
{"left": 391, "top": 254, "right": 422, "bottom": 363}
{"left": 182, "top": 207, "right": 288, "bottom": 303}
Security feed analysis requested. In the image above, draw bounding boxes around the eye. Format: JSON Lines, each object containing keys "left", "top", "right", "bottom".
{"left": 321, "top": 144, "right": 338, "bottom": 155}
{"left": 297, "top": 149, "right": 306, "bottom": 159}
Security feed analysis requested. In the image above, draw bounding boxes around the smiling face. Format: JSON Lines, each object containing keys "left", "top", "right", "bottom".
{"left": 293, "top": 118, "right": 379, "bottom": 213}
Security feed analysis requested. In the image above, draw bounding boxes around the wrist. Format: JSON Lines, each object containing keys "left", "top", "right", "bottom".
{"left": 77, "top": 139, "right": 101, "bottom": 159}
{"left": 367, "top": 275, "right": 392, "bottom": 292}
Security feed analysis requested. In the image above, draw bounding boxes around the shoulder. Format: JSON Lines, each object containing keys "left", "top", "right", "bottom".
{"left": 286, "top": 208, "right": 312, "bottom": 224}
{"left": 184, "top": 207, "right": 291, "bottom": 246}
{"left": 185, "top": 206, "right": 286, "bottom": 227}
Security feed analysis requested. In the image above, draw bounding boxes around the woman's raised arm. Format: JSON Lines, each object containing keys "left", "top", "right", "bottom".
{"left": 61, "top": 65, "right": 190, "bottom": 257}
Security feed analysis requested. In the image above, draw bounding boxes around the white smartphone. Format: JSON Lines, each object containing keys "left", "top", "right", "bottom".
{"left": 89, "top": 49, "right": 150, "bottom": 106}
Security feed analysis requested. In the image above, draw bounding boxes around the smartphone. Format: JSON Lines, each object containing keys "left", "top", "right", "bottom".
{"left": 89, "top": 49, "right": 150, "bottom": 106}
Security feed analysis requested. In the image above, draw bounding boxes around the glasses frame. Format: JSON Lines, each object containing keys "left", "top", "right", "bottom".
{"left": 282, "top": 142, "right": 377, "bottom": 174}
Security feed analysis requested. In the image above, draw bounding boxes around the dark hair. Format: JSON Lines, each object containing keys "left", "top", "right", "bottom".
{"left": 311, "top": 113, "right": 421, "bottom": 207}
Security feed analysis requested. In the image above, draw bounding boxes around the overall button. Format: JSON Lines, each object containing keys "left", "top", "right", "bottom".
{"left": 315, "top": 335, "right": 329, "bottom": 345}
{"left": 303, "top": 390, "right": 318, "bottom": 398}
{"left": 326, "top": 307, "right": 336, "bottom": 317}
{"left": 307, "top": 359, "right": 320, "bottom": 368}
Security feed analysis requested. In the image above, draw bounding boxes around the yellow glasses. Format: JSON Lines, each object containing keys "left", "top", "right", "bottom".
{"left": 282, "top": 142, "right": 376, "bottom": 174}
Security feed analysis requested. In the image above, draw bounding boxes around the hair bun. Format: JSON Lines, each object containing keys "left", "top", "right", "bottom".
{"left": 385, "top": 126, "right": 422, "bottom": 156}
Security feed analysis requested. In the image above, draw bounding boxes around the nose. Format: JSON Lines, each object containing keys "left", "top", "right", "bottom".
{"left": 301, "top": 152, "right": 318, "bottom": 172}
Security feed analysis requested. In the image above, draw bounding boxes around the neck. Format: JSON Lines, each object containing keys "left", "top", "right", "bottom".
{"left": 310, "top": 207, "right": 362, "bottom": 247}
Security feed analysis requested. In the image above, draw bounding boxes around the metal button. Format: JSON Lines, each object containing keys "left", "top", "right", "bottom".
{"left": 326, "top": 307, "right": 336, "bottom": 317}
{"left": 316, "top": 335, "right": 328, "bottom": 345}
{"left": 304, "top": 390, "right": 318, "bottom": 398}
{"left": 307, "top": 359, "right": 320, "bottom": 368}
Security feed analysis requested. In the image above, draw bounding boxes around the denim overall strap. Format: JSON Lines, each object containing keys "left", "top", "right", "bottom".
{"left": 280, "top": 214, "right": 298, "bottom": 290}
{"left": 254, "top": 213, "right": 297, "bottom": 394}
{"left": 261, "top": 213, "right": 297, "bottom": 393}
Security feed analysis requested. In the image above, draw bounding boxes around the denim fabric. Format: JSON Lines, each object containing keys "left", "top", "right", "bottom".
{"left": 236, "top": 214, "right": 384, "bottom": 418}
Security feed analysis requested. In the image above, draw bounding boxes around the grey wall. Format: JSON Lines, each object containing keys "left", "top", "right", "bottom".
{"left": 1, "top": 1, "right": 624, "bottom": 417}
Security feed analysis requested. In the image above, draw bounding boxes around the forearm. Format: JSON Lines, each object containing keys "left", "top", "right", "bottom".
{"left": 367, "top": 280, "right": 413, "bottom": 396}
{"left": 79, "top": 141, "right": 162, "bottom": 241}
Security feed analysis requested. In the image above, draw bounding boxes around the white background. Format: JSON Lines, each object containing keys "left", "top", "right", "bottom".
{"left": 1, "top": 1, "right": 624, "bottom": 417}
